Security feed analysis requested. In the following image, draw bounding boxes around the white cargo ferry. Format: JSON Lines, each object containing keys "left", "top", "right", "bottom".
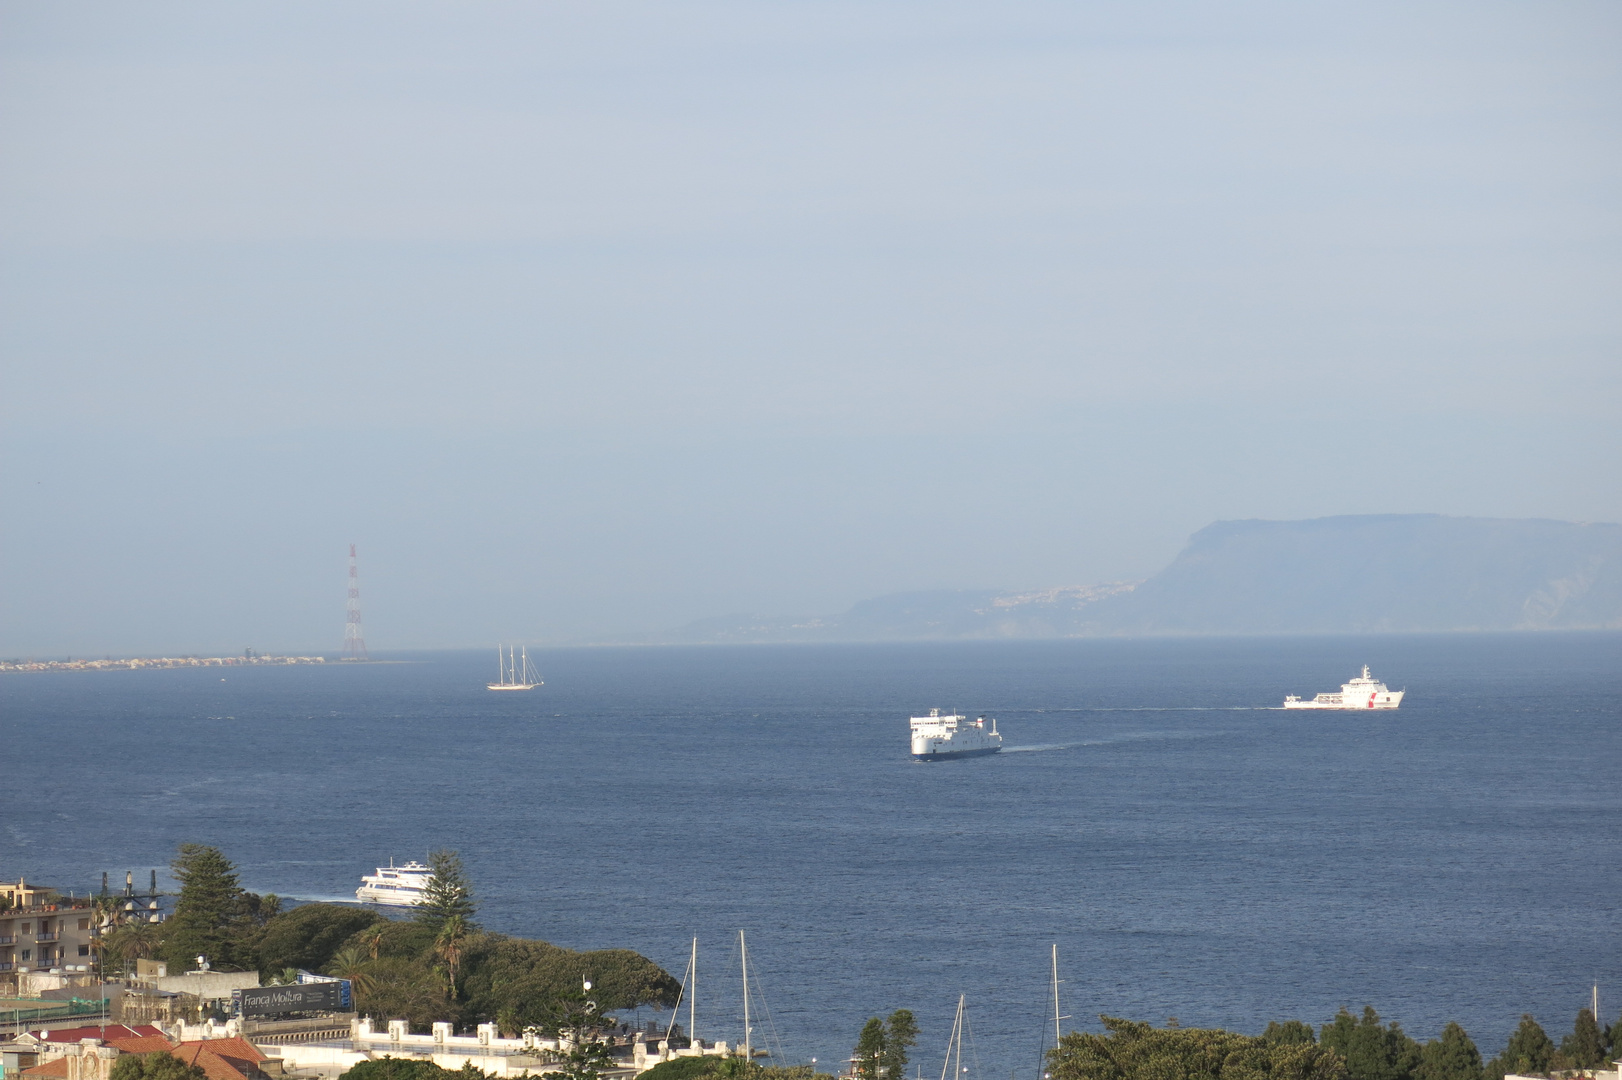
{"left": 1283, "top": 666, "right": 1404, "bottom": 710}
{"left": 355, "top": 860, "right": 431, "bottom": 906}
{"left": 911, "top": 709, "right": 1003, "bottom": 760}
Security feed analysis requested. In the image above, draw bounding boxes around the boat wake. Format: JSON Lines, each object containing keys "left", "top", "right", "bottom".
{"left": 1002, "top": 742, "right": 1085, "bottom": 753}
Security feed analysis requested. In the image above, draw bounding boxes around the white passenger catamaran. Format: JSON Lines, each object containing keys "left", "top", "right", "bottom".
{"left": 355, "top": 859, "right": 431, "bottom": 907}
{"left": 1284, "top": 665, "right": 1404, "bottom": 710}
{"left": 911, "top": 709, "right": 1003, "bottom": 760}
{"left": 488, "top": 645, "right": 543, "bottom": 691}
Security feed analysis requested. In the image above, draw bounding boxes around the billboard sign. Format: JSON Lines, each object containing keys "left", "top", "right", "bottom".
{"left": 233, "top": 981, "right": 347, "bottom": 1017}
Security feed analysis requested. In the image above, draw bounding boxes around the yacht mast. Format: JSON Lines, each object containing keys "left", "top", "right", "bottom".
{"left": 1052, "top": 945, "right": 1062, "bottom": 1047}
{"left": 690, "top": 937, "right": 698, "bottom": 1044}
{"left": 940, "top": 995, "right": 965, "bottom": 1080}
{"left": 954, "top": 995, "right": 964, "bottom": 1080}
{"left": 740, "top": 930, "right": 751, "bottom": 1061}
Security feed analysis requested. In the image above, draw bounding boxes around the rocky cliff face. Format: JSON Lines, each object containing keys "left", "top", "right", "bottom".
{"left": 1089, "top": 514, "right": 1622, "bottom": 634}
{"left": 659, "top": 514, "right": 1622, "bottom": 642}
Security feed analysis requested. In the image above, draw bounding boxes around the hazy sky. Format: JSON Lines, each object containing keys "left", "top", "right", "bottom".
{"left": 2, "top": 2, "right": 1619, "bottom": 653}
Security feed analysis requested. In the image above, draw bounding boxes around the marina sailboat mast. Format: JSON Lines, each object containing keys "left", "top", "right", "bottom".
{"left": 1038, "top": 945, "right": 1071, "bottom": 1080}
{"left": 665, "top": 937, "right": 698, "bottom": 1046}
{"left": 1052, "top": 945, "right": 1062, "bottom": 1048}
{"left": 740, "top": 930, "right": 751, "bottom": 1060}
{"left": 940, "top": 995, "right": 966, "bottom": 1080}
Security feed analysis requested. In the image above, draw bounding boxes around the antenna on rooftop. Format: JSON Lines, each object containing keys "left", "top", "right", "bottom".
{"left": 343, "top": 543, "right": 369, "bottom": 661}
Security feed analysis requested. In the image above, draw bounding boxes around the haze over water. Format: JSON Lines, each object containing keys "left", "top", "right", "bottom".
{"left": 3, "top": 633, "right": 1619, "bottom": 1073}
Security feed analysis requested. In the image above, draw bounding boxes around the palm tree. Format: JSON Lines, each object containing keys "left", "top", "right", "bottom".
{"left": 323, "top": 946, "right": 376, "bottom": 999}
{"left": 434, "top": 915, "right": 469, "bottom": 999}
{"left": 101, "top": 921, "right": 161, "bottom": 974}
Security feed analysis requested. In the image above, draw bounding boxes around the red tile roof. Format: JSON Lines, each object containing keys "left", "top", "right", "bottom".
{"left": 20, "top": 1060, "right": 70, "bottom": 1078}
{"left": 107, "top": 1037, "right": 180, "bottom": 1055}
{"left": 38, "top": 1026, "right": 164, "bottom": 1043}
{"left": 170, "top": 1041, "right": 264, "bottom": 1080}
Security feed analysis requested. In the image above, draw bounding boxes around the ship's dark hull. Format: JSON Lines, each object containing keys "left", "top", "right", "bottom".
{"left": 912, "top": 746, "right": 1002, "bottom": 761}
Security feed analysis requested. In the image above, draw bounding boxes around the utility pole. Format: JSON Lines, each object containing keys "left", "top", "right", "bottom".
{"left": 343, "top": 544, "right": 369, "bottom": 660}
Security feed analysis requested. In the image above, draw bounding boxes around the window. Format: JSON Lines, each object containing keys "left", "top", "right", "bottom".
{"left": 78, "top": 918, "right": 91, "bottom": 931}
{"left": 21, "top": 949, "right": 31, "bottom": 960}
{"left": 20, "top": 923, "right": 30, "bottom": 934}
{"left": 79, "top": 945, "right": 91, "bottom": 956}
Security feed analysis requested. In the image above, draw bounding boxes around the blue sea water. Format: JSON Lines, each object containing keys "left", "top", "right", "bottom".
{"left": 3, "top": 634, "right": 1620, "bottom": 1075}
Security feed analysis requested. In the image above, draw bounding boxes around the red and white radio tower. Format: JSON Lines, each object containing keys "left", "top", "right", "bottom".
{"left": 343, "top": 543, "right": 369, "bottom": 661}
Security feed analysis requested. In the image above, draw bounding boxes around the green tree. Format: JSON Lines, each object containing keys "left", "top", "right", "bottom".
{"left": 1499, "top": 1016, "right": 1554, "bottom": 1076}
{"left": 635, "top": 1059, "right": 725, "bottom": 1080}
{"left": 257, "top": 903, "right": 383, "bottom": 975}
{"left": 110, "top": 1053, "right": 209, "bottom": 1080}
{"left": 358, "top": 956, "right": 457, "bottom": 1029}
{"left": 557, "top": 1035, "right": 615, "bottom": 1080}
{"left": 1560, "top": 1009, "right": 1605, "bottom": 1069}
{"left": 853, "top": 1018, "right": 887, "bottom": 1080}
{"left": 336, "top": 1059, "right": 485, "bottom": 1080}
{"left": 160, "top": 844, "right": 247, "bottom": 970}
{"left": 1264, "top": 1021, "right": 1318, "bottom": 1046}
{"left": 1050, "top": 1017, "right": 1346, "bottom": 1080}
{"left": 852, "top": 1010, "right": 917, "bottom": 1080}
{"left": 1416, "top": 1023, "right": 1482, "bottom": 1080}
{"left": 323, "top": 945, "right": 377, "bottom": 999}
{"left": 454, "top": 936, "right": 679, "bottom": 1033}
{"left": 883, "top": 1010, "right": 919, "bottom": 1080}
{"left": 1321, "top": 1008, "right": 1422, "bottom": 1080}
{"left": 416, "top": 850, "right": 477, "bottom": 931}
{"left": 436, "top": 914, "right": 471, "bottom": 999}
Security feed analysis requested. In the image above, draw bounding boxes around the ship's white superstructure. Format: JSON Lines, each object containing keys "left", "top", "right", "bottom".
{"left": 1283, "top": 666, "right": 1404, "bottom": 710}
{"left": 910, "top": 709, "right": 1003, "bottom": 760}
{"left": 489, "top": 645, "right": 542, "bottom": 691}
{"left": 355, "top": 860, "right": 431, "bottom": 906}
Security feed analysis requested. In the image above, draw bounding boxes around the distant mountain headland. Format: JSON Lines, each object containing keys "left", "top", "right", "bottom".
{"left": 658, "top": 514, "right": 1622, "bottom": 642}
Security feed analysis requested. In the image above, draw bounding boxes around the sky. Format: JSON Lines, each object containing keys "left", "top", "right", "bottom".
{"left": 2, "top": 1, "right": 1619, "bottom": 654}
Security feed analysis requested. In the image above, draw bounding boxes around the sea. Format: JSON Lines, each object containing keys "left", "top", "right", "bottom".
{"left": 3, "top": 634, "right": 1620, "bottom": 1076}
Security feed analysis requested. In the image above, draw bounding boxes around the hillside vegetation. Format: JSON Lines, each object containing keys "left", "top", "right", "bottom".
{"left": 95, "top": 844, "right": 678, "bottom": 1032}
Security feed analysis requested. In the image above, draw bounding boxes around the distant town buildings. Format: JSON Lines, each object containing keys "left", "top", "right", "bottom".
{"left": 0, "top": 656, "right": 326, "bottom": 674}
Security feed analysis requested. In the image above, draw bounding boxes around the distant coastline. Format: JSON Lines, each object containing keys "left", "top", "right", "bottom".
{"left": 1, "top": 653, "right": 329, "bottom": 673}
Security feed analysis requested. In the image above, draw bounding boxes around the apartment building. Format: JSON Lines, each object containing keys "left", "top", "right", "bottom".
{"left": 0, "top": 880, "right": 98, "bottom": 984}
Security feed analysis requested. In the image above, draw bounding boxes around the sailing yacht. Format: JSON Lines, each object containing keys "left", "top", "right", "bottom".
{"left": 488, "top": 645, "right": 543, "bottom": 690}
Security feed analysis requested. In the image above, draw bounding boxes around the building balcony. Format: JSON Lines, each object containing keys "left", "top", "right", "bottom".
{"left": 36, "top": 932, "right": 60, "bottom": 941}
{"left": 0, "top": 935, "right": 15, "bottom": 944}
{"left": 0, "top": 962, "right": 13, "bottom": 971}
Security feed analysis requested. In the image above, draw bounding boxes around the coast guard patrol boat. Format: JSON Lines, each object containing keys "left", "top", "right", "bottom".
{"left": 1283, "top": 666, "right": 1404, "bottom": 710}
{"left": 911, "top": 709, "right": 1003, "bottom": 760}
{"left": 355, "top": 860, "right": 431, "bottom": 906}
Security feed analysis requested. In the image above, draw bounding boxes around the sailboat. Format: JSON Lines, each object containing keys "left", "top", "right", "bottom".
{"left": 488, "top": 645, "right": 543, "bottom": 690}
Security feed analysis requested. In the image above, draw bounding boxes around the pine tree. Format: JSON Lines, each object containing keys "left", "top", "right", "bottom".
{"left": 883, "top": 1010, "right": 919, "bottom": 1080}
{"left": 160, "top": 844, "right": 246, "bottom": 970}
{"left": 415, "top": 850, "right": 477, "bottom": 931}
{"left": 1265, "top": 1021, "right": 1318, "bottom": 1046}
{"left": 1320, "top": 1008, "right": 1421, "bottom": 1080}
{"left": 1416, "top": 1023, "right": 1482, "bottom": 1080}
{"left": 854, "top": 1018, "right": 887, "bottom": 1080}
{"left": 1500, "top": 1016, "right": 1554, "bottom": 1075}
{"left": 1560, "top": 1009, "right": 1605, "bottom": 1069}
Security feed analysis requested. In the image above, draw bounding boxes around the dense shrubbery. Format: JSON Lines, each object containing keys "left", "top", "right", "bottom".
{"left": 1050, "top": 1016, "right": 1348, "bottom": 1080}
{"left": 108, "top": 1052, "right": 208, "bottom": 1080}
{"left": 1049, "top": 1008, "right": 1619, "bottom": 1080}
{"left": 256, "top": 902, "right": 386, "bottom": 973}
{"left": 337, "top": 1060, "right": 494, "bottom": 1080}
{"left": 98, "top": 843, "right": 679, "bottom": 1033}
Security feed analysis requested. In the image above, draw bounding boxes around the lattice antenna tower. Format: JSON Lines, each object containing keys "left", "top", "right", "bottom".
{"left": 343, "top": 543, "right": 369, "bottom": 661}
